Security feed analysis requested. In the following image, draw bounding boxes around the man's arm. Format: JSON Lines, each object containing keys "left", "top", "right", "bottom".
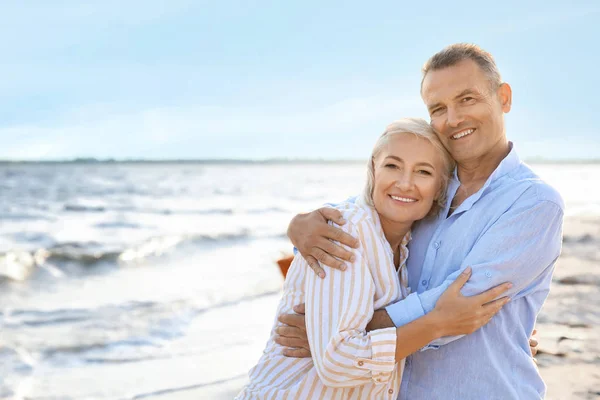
{"left": 385, "top": 198, "right": 563, "bottom": 348}
{"left": 288, "top": 206, "right": 359, "bottom": 277}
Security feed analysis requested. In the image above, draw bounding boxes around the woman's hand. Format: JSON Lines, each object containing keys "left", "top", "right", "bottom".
{"left": 431, "top": 267, "right": 512, "bottom": 337}
{"left": 274, "top": 304, "right": 310, "bottom": 358}
{"left": 287, "top": 208, "right": 359, "bottom": 278}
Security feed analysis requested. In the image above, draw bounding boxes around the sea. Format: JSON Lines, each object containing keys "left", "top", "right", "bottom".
{"left": 1, "top": 161, "right": 599, "bottom": 399}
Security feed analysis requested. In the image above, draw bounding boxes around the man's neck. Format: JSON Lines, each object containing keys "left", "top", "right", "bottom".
{"left": 457, "top": 139, "right": 510, "bottom": 187}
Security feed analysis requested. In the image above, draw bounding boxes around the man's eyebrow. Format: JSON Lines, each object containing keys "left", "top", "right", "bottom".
{"left": 454, "top": 88, "right": 477, "bottom": 99}
{"left": 428, "top": 88, "right": 479, "bottom": 112}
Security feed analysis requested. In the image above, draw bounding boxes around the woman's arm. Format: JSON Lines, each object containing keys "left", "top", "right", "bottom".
{"left": 302, "top": 216, "right": 510, "bottom": 388}
{"left": 303, "top": 227, "right": 397, "bottom": 388}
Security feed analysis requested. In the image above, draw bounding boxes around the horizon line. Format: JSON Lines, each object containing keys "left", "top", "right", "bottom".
{"left": 1, "top": 157, "right": 600, "bottom": 164}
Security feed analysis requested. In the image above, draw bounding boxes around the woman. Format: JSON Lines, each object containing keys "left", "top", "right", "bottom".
{"left": 236, "top": 118, "right": 511, "bottom": 399}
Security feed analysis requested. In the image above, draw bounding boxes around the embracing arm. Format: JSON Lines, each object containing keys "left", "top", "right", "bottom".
{"left": 303, "top": 218, "right": 510, "bottom": 387}
{"left": 288, "top": 206, "right": 359, "bottom": 277}
{"left": 385, "top": 198, "right": 564, "bottom": 347}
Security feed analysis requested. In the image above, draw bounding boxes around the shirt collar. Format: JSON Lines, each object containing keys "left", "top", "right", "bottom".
{"left": 447, "top": 142, "right": 521, "bottom": 215}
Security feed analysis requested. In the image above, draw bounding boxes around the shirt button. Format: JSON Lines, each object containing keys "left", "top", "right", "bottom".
{"left": 433, "top": 241, "right": 440, "bottom": 249}
{"left": 388, "top": 389, "right": 394, "bottom": 394}
{"left": 485, "top": 271, "right": 492, "bottom": 278}
{"left": 358, "top": 361, "right": 364, "bottom": 366}
{"left": 421, "top": 280, "right": 427, "bottom": 286}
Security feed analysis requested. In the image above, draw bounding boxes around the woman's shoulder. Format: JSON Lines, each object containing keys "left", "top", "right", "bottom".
{"left": 330, "top": 200, "right": 379, "bottom": 240}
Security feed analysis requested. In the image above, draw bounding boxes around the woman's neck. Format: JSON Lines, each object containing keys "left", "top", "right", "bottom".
{"left": 380, "top": 217, "right": 411, "bottom": 267}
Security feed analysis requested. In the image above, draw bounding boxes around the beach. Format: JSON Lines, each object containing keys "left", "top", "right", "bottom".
{"left": 1, "top": 162, "right": 599, "bottom": 399}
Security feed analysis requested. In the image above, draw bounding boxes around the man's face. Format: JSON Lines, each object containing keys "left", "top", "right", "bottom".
{"left": 421, "top": 59, "right": 511, "bottom": 164}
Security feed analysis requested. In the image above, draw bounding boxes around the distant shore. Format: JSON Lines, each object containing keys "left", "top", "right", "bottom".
{"left": 1, "top": 158, "right": 600, "bottom": 165}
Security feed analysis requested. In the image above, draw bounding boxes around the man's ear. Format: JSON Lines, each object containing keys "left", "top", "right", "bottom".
{"left": 497, "top": 83, "right": 512, "bottom": 113}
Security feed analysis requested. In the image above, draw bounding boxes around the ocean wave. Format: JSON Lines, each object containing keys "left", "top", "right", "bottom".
{"left": 0, "top": 232, "right": 253, "bottom": 282}
{"left": 64, "top": 204, "right": 106, "bottom": 212}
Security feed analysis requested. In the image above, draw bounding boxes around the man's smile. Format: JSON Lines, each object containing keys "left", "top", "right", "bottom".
{"left": 451, "top": 128, "right": 475, "bottom": 140}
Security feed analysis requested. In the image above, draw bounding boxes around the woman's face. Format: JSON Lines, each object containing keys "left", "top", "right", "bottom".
{"left": 372, "top": 133, "right": 445, "bottom": 227}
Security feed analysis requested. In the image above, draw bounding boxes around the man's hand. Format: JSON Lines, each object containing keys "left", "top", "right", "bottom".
{"left": 287, "top": 207, "right": 359, "bottom": 278}
{"left": 431, "top": 267, "right": 511, "bottom": 336}
{"left": 275, "top": 304, "right": 310, "bottom": 358}
{"left": 530, "top": 329, "right": 538, "bottom": 357}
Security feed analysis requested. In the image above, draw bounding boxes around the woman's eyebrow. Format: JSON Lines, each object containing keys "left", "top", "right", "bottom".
{"left": 385, "top": 156, "right": 436, "bottom": 170}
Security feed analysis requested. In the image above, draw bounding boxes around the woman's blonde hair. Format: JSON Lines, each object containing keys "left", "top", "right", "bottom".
{"left": 362, "top": 117, "right": 455, "bottom": 217}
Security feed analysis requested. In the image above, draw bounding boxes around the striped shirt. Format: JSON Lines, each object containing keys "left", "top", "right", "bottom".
{"left": 237, "top": 197, "right": 411, "bottom": 399}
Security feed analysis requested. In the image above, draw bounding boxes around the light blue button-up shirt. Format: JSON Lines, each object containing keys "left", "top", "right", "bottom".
{"left": 385, "top": 144, "right": 564, "bottom": 399}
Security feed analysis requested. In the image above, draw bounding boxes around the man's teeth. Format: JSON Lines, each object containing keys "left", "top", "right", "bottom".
{"left": 452, "top": 129, "right": 474, "bottom": 139}
{"left": 390, "top": 195, "right": 417, "bottom": 203}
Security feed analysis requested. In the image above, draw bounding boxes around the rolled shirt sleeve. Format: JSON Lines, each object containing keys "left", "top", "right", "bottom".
{"left": 385, "top": 197, "right": 564, "bottom": 348}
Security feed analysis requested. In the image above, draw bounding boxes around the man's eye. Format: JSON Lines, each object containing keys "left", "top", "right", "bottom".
{"left": 431, "top": 108, "right": 443, "bottom": 116}
{"left": 462, "top": 97, "right": 475, "bottom": 102}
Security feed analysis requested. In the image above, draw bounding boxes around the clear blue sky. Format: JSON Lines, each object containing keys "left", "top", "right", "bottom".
{"left": 1, "top": 1, "right": 598, "bottom": 161}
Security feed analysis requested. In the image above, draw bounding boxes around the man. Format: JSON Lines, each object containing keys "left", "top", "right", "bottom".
{"left": 279, "top": 43, "right": 563, "bottom": 399}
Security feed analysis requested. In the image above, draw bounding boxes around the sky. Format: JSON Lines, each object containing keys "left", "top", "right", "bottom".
{"left": 0, "top": 0, "right": 598, "bottom": 161}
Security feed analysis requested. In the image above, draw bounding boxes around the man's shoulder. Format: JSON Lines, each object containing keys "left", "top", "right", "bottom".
{"left": 509, "top": 163, "right": 565, "bottom": 211}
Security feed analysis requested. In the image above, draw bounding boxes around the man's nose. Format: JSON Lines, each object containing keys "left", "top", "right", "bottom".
{"left": 446, "top": 106, "right": 465, "bottom": 128}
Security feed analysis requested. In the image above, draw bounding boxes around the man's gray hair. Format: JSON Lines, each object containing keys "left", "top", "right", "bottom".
{"left": 362, "top": 118, "right": 454, "bottom": 217}
{"left": 421, "top": 43, "right": 502, "bottom": 91}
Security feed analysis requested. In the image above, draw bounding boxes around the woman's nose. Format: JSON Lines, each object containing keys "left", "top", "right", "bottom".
{"left": 395, "top": 172, "right": 414, "bottom": 190}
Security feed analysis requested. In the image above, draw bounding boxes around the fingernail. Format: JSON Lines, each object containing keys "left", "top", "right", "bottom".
{"left": 340, "top": 264, "right": 346, "bottom": 271}
{"left": 350, "top": 255, "right": 356, "bottom": 262}
{"left": 318, "top": 272, "right": 325, "bottom": 278}
{"left": 463, "top": 267, "right": 472, "bottom": 274}
{"left": 339, "top": 217, "right": 346, "bottom": 224}
{"left": 507, "top": 283, "right": 513, "bottom": 289}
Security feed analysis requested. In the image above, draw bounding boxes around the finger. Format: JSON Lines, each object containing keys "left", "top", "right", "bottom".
{"left": 274, "top": 336, "right": 309, "bottom": 349}
{"left": 305, "top": 255, "right": 325, "bottom": 278}
{"left": 275, "top": 326, "right": 305, "bottom": 339}
{"left": 312, "top": 247, "right": 345, "bottom": 271}
{"left": 532, "top": 329, "right": 537, "bottom": 336}
{"left": 318, "top": 207, "right": 346, "bottom": 226}
{"left": 320, "top": 238, "right": 355, "bottom": 264}
{"left": 282, "top": 347, "right": 311, "bottom": 358}
{"left": 474, "top": 282, "right": 513, "bottom": 304}
{"left": 481, "top": 296, "right": 510, "bottom": 316}
{"left": 278, "top": 313, "right": 306, "bottom": 330}
{"left": 530, "top": 347, "right": 538, "bottom": 356}
{"left": 447, "top": 267, "right": 472, "bottom": 293}
{"left": 293, "top": 303, "right": 306, "bottom": 314}
{"left": 325, "top": 224, "right": 359, "bottom": 248}
{"left": 479, "top": 298, "right": 509, "bottom": 324}
{"left": 529, "top": 338, "right": 539, "bottom": 347}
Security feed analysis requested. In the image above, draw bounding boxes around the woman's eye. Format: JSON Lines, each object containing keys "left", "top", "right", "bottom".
{"left": 385, "top": 164, "right": 398, "bottom": 169}
{"left": 417, "top": 170, "right": 432, "bottom": 175}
